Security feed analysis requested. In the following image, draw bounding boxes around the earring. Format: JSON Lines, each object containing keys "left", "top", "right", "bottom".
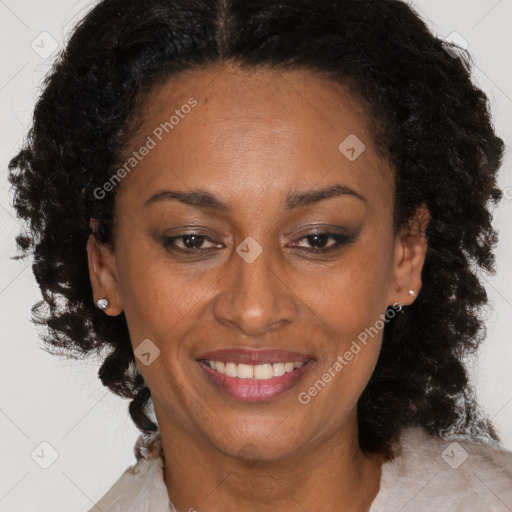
{"left": 408, "top": 289, "right": 415, "bottom": 296}
{"left": 392, "top": 302, "right": 403, "bottom": 313}
{"left": 96, "top": 298, "right": 109, "bottom": 310}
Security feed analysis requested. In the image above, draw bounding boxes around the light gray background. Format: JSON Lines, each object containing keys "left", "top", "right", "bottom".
{"left": 1, "top": 0, "right": 511, "bottom": 510}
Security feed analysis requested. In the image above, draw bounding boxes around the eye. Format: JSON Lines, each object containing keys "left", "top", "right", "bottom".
{"left": 162, "top": 232, "right": 223, "bottom": 252}
{"left": 162, "top": 228, "right": 356, "bottom": 256}
{"left": 290, "top": 230, "right": 355, "bottom": 253}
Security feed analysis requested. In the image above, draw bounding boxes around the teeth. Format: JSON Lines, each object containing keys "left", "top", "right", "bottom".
{"left": 237, "top": 364, "right": 254, "bottom": 378}
{"left": 204, "top": 360, "right": 306, "bottom": 379}
{"left": 225, "top": 362, "right": 238, "bottom": 378}
{"left": 273, "top": 362, "right": 285, "bottom": 377}
{"left": 254, "top": 363, "right": 273, "bottom": 379}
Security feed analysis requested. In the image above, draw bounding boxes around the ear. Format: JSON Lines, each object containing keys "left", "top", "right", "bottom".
{"left": 86, "top": 219, "right": 123, "bottom": 316}
{"left": 387, "top": 204, "right": 430, "bottom": 307}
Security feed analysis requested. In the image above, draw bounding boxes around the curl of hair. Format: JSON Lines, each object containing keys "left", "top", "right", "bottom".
{"left": 8, "top": 0, "right": 504, "bottom": 457}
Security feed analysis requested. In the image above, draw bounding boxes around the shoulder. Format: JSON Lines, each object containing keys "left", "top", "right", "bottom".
{"left": 370, "top": 427, "right": 512, "bottom": 512}
{"left": 87, "top": 433, "right": 173, "bottom": 512}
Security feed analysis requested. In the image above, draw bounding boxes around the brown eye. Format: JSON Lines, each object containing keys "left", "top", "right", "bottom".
{"left": 163, "top": 233, "right": 223, "bottom": 252}
{"left": 291, "top": 230, "right": 356, "bottom": 253}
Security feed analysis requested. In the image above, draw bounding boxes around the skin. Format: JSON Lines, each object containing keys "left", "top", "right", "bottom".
{"left": 87, "top": 61, "right": 430, "bottom": 511}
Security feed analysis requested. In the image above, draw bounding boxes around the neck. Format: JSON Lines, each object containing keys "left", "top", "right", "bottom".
{"left": 158, "top": 413, "right": 386, "bottom": 512}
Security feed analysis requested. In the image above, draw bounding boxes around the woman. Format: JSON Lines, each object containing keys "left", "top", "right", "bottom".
{"left": 8, "top": 0, "right": 512, "bottom": 510}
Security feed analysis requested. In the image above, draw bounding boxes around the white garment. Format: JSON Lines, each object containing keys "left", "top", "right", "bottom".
{"left": 88, "top": 427, "right": 512, "bottom": 511}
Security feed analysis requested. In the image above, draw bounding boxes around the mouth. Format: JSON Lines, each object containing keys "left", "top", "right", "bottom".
{"left": 196, "top": 348, "right": 315, "bottom": 402}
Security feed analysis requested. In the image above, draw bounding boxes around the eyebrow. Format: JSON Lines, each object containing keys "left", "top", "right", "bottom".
{"left": 144, "top": 184, "right": 366, "bottom": 211}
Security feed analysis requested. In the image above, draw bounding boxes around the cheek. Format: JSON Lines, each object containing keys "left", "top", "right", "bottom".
{"left": 302, "top": 259, "right": 389, "bottom": 416}
{"left": 115, "top": 226, "right": 394, "bottom": 347}
{"left": 317, "top": 239, "right": 393, "bottom": 339}
{"left": 302, "top": 239, "right": 393, "bottom": 407}
{"left": 114, "top": 240, "right": 216, "bottom": 346}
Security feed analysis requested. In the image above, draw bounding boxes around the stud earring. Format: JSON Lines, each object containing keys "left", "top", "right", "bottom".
{"left": 408, "top": 289, "right": 415, "bottom": 296}
{"left": 96, "top": 298, "right": 109, "bottom": 310}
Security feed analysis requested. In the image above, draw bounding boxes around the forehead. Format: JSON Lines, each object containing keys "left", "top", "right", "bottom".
{"left": 115, "top": 62, "right": 393, "bottom": 210}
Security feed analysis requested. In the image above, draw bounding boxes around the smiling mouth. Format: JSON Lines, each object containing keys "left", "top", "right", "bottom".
{"left": 198, "top": 359, "right": 307, "bottom": 380}
{"left": 197, "top": 358, "right": 315, "bottom": 402}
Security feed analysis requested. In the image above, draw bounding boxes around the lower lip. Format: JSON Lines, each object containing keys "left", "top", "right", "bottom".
{"left": 197, "top": 360, "right": 315, "bottom": 402}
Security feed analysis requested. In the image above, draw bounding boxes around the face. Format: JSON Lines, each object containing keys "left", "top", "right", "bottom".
{"left": 88, "top": 62, "right": 428, "bottom": 462}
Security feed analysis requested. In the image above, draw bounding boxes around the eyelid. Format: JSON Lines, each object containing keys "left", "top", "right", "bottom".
{"left": 288, "top": 230, "right": 356, "bottom": 250}
{"left": 162, "top": 232, "right": 223, "bottom": 250}
{"left": 283, "top": 224, "right": 353, "bottom": 238}
{"left": 161, "top": 225, "right": 358, "bottom": 256}
{"left": 162, "top": 225, "right": 351, "bottom": 241}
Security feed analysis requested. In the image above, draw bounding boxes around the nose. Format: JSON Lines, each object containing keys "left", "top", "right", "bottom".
{"left": 212, "top": 242, "right": 298, "bottom": 337}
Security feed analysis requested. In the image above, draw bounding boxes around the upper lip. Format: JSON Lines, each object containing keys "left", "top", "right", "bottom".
{"left": 197, "top": 348, "right": 315, "bottom": 365}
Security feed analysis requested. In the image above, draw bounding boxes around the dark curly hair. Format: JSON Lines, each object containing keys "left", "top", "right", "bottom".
{"left": 8, "top": 0, "right": 505, "bottom": 457}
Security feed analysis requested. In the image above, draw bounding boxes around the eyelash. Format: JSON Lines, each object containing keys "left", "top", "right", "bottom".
{"left": 162, "top": 230, "right": 355, "bottom": 255}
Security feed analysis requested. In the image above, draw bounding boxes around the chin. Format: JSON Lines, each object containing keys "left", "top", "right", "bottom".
{"left": 204, "top": 420, "right": 307, "bottom": 463}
